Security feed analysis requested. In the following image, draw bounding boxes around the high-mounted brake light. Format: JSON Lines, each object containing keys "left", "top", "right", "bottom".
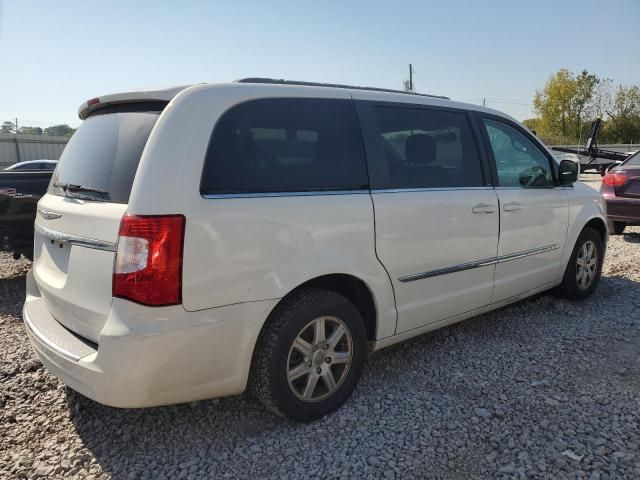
{"left": 113, "top": 215, "right": 185, "bottom": 306}
{"left": 602, "top": 172, "right": 629, "bottom": 187}
{"left": 86, "top": 97, "right": 100, "bottom": 106}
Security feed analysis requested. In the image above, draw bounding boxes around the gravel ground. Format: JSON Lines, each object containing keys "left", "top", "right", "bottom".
{"left": 0, "top": 253, "right": 30, "bottom": 280}
{"left": 1, "top": 225, "right": 640, "bottom": 479}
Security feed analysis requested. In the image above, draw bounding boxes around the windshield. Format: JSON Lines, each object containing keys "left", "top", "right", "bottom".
{"left": 48, "top": 111, "right": 159, "bottom": 203}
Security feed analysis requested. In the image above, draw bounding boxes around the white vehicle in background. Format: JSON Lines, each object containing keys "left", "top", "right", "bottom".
{"left": 4, "top": 159, "right": 57, "bottom": 171}
{"left": 24, "top": 79, "right": 607, "bottom": 421}
{"left": 551, "top": 152, "right": 582, "bottom": 163}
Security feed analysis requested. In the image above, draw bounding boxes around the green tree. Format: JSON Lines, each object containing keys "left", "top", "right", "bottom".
{"left": 522, "top": 118, "right": 539, "bottom": 134}
{"left": 1, "top": 121, "right": 16, "bottom": 134}
{"left": 18, "top": 126, "right": 43, "bottom": 135}
{"left": 604, "top": 85, "right": 640, "bottom": 143}
{"left": 527, "top": 69, "right": 640, "bottom": 145}
{"left": 44, "top": 124, "right": 75, "bottom": 137}
{"left": 533, "top": 69, "right": 598, "bottom": 141}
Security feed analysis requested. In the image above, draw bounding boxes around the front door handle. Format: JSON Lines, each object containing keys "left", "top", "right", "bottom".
{"left": 503, "top": 202, "right": 522, "bottom": 212}
{"left": 472, "top": 203, "right": 496, "bottom": 214}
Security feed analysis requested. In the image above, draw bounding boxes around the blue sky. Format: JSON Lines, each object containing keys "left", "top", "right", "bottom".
{"left": 0, "top": 0, "right": 638, "bottom": 128}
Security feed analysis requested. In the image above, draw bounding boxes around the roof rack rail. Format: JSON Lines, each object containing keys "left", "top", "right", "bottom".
{"left": 234, "top": 78, "right": 450, "bottom": 100}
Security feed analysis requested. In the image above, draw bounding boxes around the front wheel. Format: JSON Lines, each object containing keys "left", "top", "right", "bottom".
{"left": 554, "top": 227, "right": 604, "bottom": 300}
{"left": 249, "top": 288, "right": 367, "bottom": 422}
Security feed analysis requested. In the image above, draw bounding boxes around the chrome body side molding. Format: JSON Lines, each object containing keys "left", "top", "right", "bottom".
{"left": 497, "top": 244, "right": 560, "bottom": 263}
{"left": 399, "top": 244, "right": 559, "bottom": 283}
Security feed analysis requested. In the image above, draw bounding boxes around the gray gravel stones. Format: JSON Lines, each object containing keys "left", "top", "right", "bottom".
{"left": 0, "top": 252, "right": 30, "bottom": 295}
{"left": 1, "top": 227, "right": 640, "bottom": 479}
{"left": 0, "top": 252, "right": 30, "bottom": 280}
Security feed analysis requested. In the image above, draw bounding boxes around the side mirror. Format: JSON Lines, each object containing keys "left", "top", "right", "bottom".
{"left": 559, "top": 159, "right": 578, "bottom": 184}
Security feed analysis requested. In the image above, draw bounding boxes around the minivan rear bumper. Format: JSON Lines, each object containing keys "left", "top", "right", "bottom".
{"left": 23, "top": 270, "right": 277, "bottom": 408}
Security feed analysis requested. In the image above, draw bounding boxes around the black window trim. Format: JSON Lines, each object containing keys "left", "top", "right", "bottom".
{"left": 355, "top": 100, "right": 493, "bottom": 191}
{"left": 199, "top": 97, "right": 371, "bottom": 198}
{"left": 473, "top": 112, "right": 561, "bottom": 188}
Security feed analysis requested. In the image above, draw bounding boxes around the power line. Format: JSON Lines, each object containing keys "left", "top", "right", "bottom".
{"left": 410, "top": 67, "right": 432, "bottom": 93}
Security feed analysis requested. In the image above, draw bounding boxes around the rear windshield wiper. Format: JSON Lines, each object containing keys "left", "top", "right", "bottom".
{"left": 54, "top": 182, "right": 110, "bottom": 199}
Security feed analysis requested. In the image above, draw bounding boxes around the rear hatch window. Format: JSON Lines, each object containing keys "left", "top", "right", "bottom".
{"left": 48, "top": 109, "right": 161, "bottom": 203}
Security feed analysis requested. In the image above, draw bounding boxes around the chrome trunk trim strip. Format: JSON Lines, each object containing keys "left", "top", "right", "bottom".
{"left": 34, "top": 224, "right": 116, "bottom": 252}
{"left": 37, "top": 208, "right": 62, "bottom": 220}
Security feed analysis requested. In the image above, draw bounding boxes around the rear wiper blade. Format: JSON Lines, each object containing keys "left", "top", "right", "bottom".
{"left": 54, "top": 182, "right": 109, "bottom": 195}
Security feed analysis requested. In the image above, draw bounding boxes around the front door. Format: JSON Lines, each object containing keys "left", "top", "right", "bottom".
{"left": 356, "top": 99, "right": 500, "bottom": 334}
{"left": 479, "top": 116, "right": 569, "bottom": 303}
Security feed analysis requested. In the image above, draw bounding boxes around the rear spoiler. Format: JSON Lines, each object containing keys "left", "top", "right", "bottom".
{"left": 77, "top": 85, "right": 194, "bottom": 119}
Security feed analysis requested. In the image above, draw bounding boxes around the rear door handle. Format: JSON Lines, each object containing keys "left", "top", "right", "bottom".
{"left": 503, "top": 202, "right": 522, "bottom": 212}
{"left": 472, "top": 203, "right": 496, "bottom": 214}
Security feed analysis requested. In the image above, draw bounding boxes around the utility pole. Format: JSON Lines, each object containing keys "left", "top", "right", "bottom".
{"left": 404, "top": 64, "right": 415, "bottom": 93}
{"left": 14, "top": 118, "right": 21, "bottom": 162}
{"left": 409, "top": 64, "right": 413, "bottom": 92}
{"left": 482, "top": 98, "right": 486, "bottom": 107}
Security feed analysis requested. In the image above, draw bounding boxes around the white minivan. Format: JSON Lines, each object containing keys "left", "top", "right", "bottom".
{"left": 24, "top": 79, "right": 607, "bottom": 421}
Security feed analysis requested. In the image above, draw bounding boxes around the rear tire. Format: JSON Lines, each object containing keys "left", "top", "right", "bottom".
{"left": 612, "top": 222, "right": 626, "bottom": 235}
{"left": 249, "top": 288, "right": 367, "bottom": 422}
{"left": 554, "top": 227, "right": 604, "bottom": 300}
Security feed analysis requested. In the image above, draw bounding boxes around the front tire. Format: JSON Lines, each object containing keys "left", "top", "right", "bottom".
{"left": 554, "top": 227, "right": 604, "bottom": 300}
{"left": 249, "top": 288, "right": 367, "bottom": 422}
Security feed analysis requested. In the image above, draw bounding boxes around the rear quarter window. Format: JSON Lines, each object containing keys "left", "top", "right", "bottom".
{"left": 200, "top": 98, "right": 369, "bottom": 195}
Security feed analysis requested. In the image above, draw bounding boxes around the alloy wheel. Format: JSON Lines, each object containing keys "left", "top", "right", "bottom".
{"left": 576, "top": 240, "right": 598, "bottom": 290}
{"left": 287, "top": 316, "right": 353, "bottom": 402}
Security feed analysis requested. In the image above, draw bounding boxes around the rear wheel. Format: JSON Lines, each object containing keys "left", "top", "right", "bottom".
{"left": 249, "top": 288, "right": 367, "bottom": 422}
{"left": 612, "top": 222, "right": 626, "bottom": 235}
{"left": 554, "top": 227, "right": 604, "bottom": 300}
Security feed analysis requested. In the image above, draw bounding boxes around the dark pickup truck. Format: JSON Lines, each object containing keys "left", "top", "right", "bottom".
{"left": 0, "top": 171, "right": 53, "bottom": 259}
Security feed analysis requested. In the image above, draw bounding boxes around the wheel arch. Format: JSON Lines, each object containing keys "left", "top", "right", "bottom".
{"left": 584, "top": 217, "right": 608, "bottom": 246}
{"left": 262, "top": 273, "right": 379, "bottom": 343}
{"left": 562, "top": 188, "right": 608, "bottom": 273}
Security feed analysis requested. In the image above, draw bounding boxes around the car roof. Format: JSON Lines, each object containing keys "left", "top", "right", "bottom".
{"left": 77, "top": 79, "right": 516, "bottom": 124}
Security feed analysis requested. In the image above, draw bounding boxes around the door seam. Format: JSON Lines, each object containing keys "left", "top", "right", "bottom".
{"left": 368, "top": 191, "right": 400, "bottom": 335}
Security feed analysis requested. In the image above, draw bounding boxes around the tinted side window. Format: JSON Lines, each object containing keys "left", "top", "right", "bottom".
{"left": 371, "top": 106, "right": 484, "bottom": 189}
{"left": 201, "top": 98, "right": 368, "bottom": 194}
{"left": 483, "top": 119, "right": 555, "bottom": 187}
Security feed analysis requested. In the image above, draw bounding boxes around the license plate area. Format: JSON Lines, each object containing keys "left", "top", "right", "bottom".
{"left": 34, "top": 233, "right": 71, "bottom": 289}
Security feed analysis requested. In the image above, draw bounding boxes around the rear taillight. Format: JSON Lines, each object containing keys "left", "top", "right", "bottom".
{"left": 602, "top": 172, "right": 629, "bottom": 187}
{"left": 113, "top": 215, "right": 185, "bottom": 306}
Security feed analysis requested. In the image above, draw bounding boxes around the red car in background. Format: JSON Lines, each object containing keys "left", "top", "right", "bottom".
{"left": 601, "top": 151, "right": 640, "bottom": 235}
